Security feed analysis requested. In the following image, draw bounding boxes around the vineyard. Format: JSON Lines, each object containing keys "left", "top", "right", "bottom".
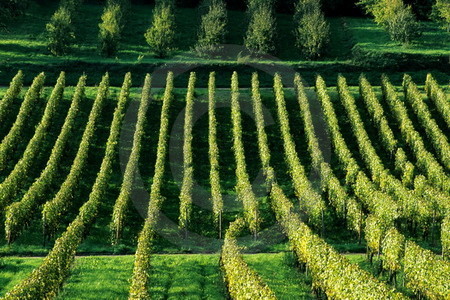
{"left": 0, "top": 70, "right": 449, "bottom": 299}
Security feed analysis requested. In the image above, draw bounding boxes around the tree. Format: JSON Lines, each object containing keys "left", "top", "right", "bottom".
{"left": 195, "top": 0, "right": 227, "bottom": 56}
{"left": 432, "top": 0, "right": 450, "bottom": 32}
{"left": 145, "top": 3, "right": 175, "bottom": 58}
{"left": 98, "top": 0, "right": 124, "bottom": 57}
{"left": 247, "top": 0, "right": 275, "bottom": 14}
{"left": 156, "top": 0, "right": 175, "bottom": 7}
{"left": 358, "top": 0, "right": 421, "bottom": 44}
{"left": 244, "top": 2, "right": 276, "bottom": 54}
{"left": 294, "top": 0, "right": 330, "bottom": 59}
{"left": 46, "top": 6, "right": 75, "bottom": 56}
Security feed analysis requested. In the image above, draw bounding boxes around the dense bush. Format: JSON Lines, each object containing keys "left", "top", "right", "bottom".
{"left": 145, "top": 3, "right": 175, "bottom": 57}
{"left": 195, "top": 0, "right": 227, "bottom": 56}
{"left": 46, "top": 6, "right": 75, "bottom": 56}
{"left": 294, "top": 0, "right": 330, "bottom": 59}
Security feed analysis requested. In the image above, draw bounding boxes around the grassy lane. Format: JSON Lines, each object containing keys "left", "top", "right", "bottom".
{"left": 51, "top": 253, "right": 316, "bottom": 299}
{"left": 0, "top": 257, "right": 43, "bottom": 297}
{"left": 243, "top": 253, "right": 315, "bottom": 300}
{"left": 54, "top": 255, "right": 228, "bottom": 299}
{"left": 149, "top": 254, "right": 226, "bottom": 300}
{"left": 56, "top": 256, "right": 135, "bottom": 300}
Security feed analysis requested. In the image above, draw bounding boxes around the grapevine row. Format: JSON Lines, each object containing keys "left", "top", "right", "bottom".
{"left": 0, "top": 70, "right": 23, "bottom": 125}
{"left": 270, "top": 183, "right": 406, "bottom": 300}
{"left": 378, "top": 226, "right": 450, "bottom": 299}
{"left": 403, "top": 241, "right": 450, "bottom": 298}
{"left": 111, "top": 74, "right": 151, "bottom": 244}
{"left": 208, "top": 72, "right": 223, "bottom": 236}
{"left": 129, "top": 72, "right": 173, "bottom": 300}
{"left": 273, "top": 73, "right": 325, "bottom": 227}
{"left": 251, "top": 72, "right": 275, "bottom": 185}
{"left": 316, "top": 76, "right": 399, "bottom": 240}
{"left": 359, "top": 75, "right": 398, "bottom": 154}
{"left": 403, "top": 74, "right": 450, "bottom": 170}
{"left": 230, "top": 71, "right": 260, "bottom": 235}
{"left": 425, "top": 73, "right": 450, "bottom": 128}
{"left": 320, "top": 76, "right": 450, "bottom": 297}
{"left": 2, "top": 72, "right": 131, "bottom": 300}
{"left": 179, "top": 72, "right": 196, "bottom": 231}
{"left": 381, "top": 75, "right": 450, "bottom": 194}
{"left": 41, "top": 73, "right": 110, "bottom": 237}
{"left": 359, "top": 76, "right": 416, "bottom": 187}
{"left": 337, "top": 75, "right": 431, "bottom": 222}
{"left": 220, "top": 218, "right": 276, "bottom": 299}
{"left": 442, "top": 215, "right": 450, "bottom": 259}
{"left": 294, "top": 74, "right": 364, "bottom": 237}
{"left": 5, "top": 75, "right": 86, "bottom": 243}
{"left": 0, "top": 72, "right": 45, "bottom": 171}
{"left": 0, "top": 72, "right": 64, "bottom": 210}
{"left": 361, "top": 75, "right": 450, "bottom": 217}
{"left": 251, "top": 75, "right": 403, "bottom": 298}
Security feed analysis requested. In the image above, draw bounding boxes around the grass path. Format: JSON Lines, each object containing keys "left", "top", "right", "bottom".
{"left": 0, "top": 257, "right": 43, "bottom": 297}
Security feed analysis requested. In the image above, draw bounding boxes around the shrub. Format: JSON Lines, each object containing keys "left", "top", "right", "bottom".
{"left": 294, "top": 0, "right": 330, "bottom": 59}
{"left": 195, "top": 0, "right": 227, "bottom": 56}
{"left": 145, "top": 3, "right": 175, "bottom": 58}
{"left": 98, "top": 0, "right": 124, "bottom": 57}
{"left": 46, "top": 6, "right": 75, "bottom": 56}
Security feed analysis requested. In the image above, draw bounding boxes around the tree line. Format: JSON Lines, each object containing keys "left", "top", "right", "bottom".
{"left": 42, "top": 0, "right": 330, "bottom": 59}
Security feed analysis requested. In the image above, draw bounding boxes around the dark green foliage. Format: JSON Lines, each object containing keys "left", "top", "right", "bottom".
{"left": 145, "top": 3, "right": 176, "bottom": 57}
{"left": 405, "top": 0, "right": 434, "bottom": 19}
{"left": 45, "top": 6, "right": 75, "bottom": 56}
{"left": 156, "top": 0, "right": 176, "bottom": 8}
{"left": 98, "top": 0, "right": 124, "bottom": 57}
{"left": 0, "top": 0, "right": 29, "bottom": 26}
{"left": 195, "top": 0, "right": 227, "bottom": 56}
